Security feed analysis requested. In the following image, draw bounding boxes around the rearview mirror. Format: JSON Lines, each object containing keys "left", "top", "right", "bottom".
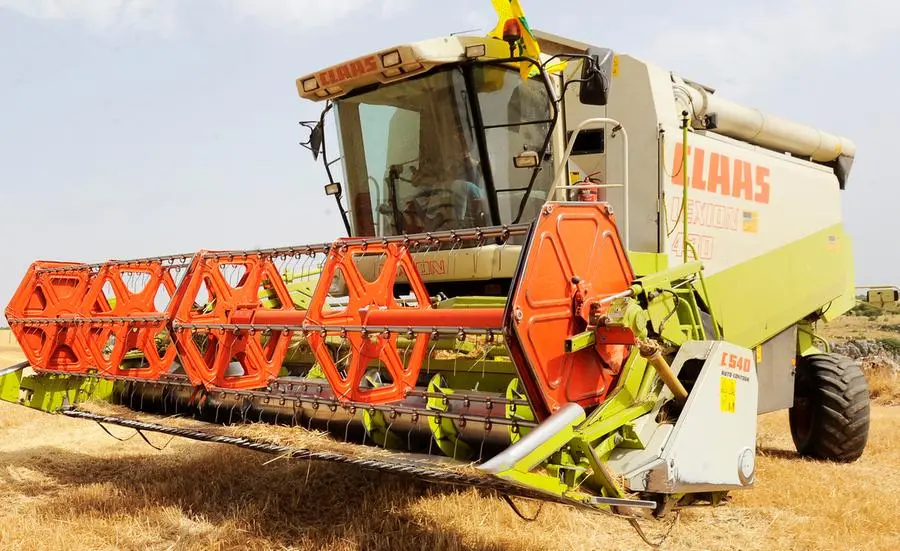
{"left": 309, "top": 121, "right": 324, "bottom": 161}
{"left": 579, "top": 47, "right": 614, "bottom": 106}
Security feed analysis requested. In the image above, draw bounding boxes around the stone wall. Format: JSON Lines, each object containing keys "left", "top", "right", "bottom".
{"left": 830, "top": 339, "right": 900, "bottom": 372}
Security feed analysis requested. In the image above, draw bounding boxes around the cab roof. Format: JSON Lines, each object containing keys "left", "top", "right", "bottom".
{"left": 295, "top": 35, "right": 552, "bottom": 102}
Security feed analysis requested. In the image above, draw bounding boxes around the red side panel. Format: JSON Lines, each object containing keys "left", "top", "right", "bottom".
{"left": 506, "top": 202, "right": 635, "bottom": 418}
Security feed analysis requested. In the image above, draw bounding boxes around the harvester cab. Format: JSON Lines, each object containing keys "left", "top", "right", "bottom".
{"left": 2, "top": 10, "right": 870, "bottom": 526}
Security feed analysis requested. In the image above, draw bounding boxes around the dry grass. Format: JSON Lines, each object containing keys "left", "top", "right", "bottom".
{"left": 865, "top": 365, "right": 900, "bottom": 406}
{"left": 819, "top": 314, "right": 900, "bottom": 405}
{"left": 1, "top": 328, "right": 900, "bottom": 550}
{"left": 2, "top": 403, "right": 898, "bottom": 551}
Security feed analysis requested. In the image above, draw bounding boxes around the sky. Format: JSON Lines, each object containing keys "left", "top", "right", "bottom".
{"left": 1, "top": 0, "right": 898, "bottom": 312}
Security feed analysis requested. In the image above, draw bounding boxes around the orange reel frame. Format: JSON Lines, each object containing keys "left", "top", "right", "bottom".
{"left": 5, "top": 202, "right": 637, "bottom": 422}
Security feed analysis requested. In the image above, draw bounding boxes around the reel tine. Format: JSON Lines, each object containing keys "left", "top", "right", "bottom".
{"left": 343, "top": 411, "right": 353, "bottom": 444}
{"left": 408, "top": 413, "right": 417, "bottom": 452}
{"left": 453, "top": 331, "right": 464, "bottom": 377}
{"left": 385, "top": 416, "right": 398, "bottom": 450}
{"left": 425, "top": 339, "right": 437, "bottom": 376}
{"left": 325, "top": 403, "right": 336, "bottom": 434}
{"left": 478, "top": 418, "right": 490, "bottom": 463}
{"left": 306, "top": 401, "right": 315, "bottom": 432}
{"left": 242, "top": 395, "right": 252, "bottom": 424}
{"left": 427, "top": 418, "right": 436, "bottom": 457}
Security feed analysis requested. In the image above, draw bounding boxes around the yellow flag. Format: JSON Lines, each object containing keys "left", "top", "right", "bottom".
{"left": 487, "top": 0, "right": 547, "bottom": 79}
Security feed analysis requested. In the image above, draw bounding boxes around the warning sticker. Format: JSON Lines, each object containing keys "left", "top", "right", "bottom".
{"left": 720, "top": 377, "right": 736, "bottom": 413}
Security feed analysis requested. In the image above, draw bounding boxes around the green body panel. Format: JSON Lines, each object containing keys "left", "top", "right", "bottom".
{"left": 797, "top": 321, "right": 830, "bottom": 356}
{"left": 426, "top": 374, "right": 475, "bottom": 459}
{"left": 0, "top": 369, "right": 116, "bottom": 412}
{"left": 631, "top": 261, "right": 706, "bottom": 346}
{"left": 627, "top": 251, "right": 669, "bottom": 277}
{"left": 821, "top": 259, "right": 858, "bottom": 323}
{"left": 697, "top": 224, "right": 855, "bottom": 349}
{"left": 565, "top": 330, "right": 597, "bottom": 353}
{"left": 0, "top": 368, "right": 23, "bottom": 403}
{"left": 487, "top": 406, "right": 587, "bottom": 495}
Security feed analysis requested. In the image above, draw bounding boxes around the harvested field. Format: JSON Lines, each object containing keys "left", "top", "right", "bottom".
{"left": 1, "top": 328, "right": 899, "bottom": 551}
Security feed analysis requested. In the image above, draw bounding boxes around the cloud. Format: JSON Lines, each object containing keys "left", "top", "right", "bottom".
{"left": 0, "top": 0, "right": 413, "bottom": 36}
{"left": 645, "top": 0, "right": 900, "bottom": 98}
{"left": 0, "top": 0, "right": 178, "bottom": 35}
{"left": 228, "top": 0, "right": 372, "bottom": 30}
{"left": 378, "top": 0, "right": 412, "bottom": 19}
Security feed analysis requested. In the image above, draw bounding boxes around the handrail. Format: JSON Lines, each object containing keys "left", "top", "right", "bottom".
{"left": 548, "top": 117, "right": 630, "bottom": 250}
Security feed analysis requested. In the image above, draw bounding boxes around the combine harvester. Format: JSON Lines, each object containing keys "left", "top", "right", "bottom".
{"left": 2, "top": 2, "right": 868, "bottom": 526}
{"left": 861, "top": 285, "right": 900, "bottom": 313}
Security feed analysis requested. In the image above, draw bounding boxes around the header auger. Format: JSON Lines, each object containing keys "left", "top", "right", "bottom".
{"left": 2, "top": 0, "right": 869, "bottom": 537}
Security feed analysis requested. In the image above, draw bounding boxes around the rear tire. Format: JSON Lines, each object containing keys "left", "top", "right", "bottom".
{"left": 788, "top": 353, "right": 870, "bottom": 462}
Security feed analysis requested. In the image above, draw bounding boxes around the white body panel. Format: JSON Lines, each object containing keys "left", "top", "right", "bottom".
{"left": 621, "top": 341, "right": 759, "bottom": 494}
{"left": 660, "top": 129, "right": 844, "bottom": 276}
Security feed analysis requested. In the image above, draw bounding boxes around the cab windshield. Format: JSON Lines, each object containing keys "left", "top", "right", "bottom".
{"left": 334, "top": 62, "right": 555, "bottom": 237}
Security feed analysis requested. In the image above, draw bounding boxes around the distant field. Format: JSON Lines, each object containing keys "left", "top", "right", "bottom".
{"left": 1, "top": 324, "right": 899, "bottom": 550}
{"left": 0, "top": 329, "right": 21, "bottom": 366}
{"left": 822, "top": 312, "right": 900, "bottom": 343}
